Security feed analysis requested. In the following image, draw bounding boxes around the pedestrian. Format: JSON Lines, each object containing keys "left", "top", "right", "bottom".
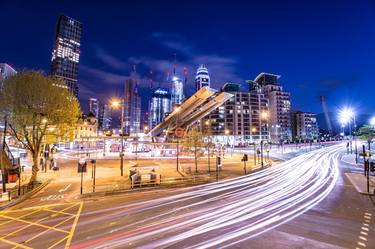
{"left": 49, "top": 158, "right": 54, "bottom": 170}
{"left": 40, "top": 156, "right": 45, "bottom": 171}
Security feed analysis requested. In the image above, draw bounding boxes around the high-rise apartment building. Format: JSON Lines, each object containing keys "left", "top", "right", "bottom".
{"left": 89, "top": 98, "right": 99, "bottom": 118}
{"left": 195, "top": 64, "right": 210, "bottom": 92}
{"left": 149, "top": 88, "right": 171, "bottom": 130}
{"left": 51, "top": 15, "right": 82, "bottom": 97}
{"left": 0, "top": 63, "right": 17, "bottom": 90}
{"left": 252, "top": 73, "right": 292, "bottom": 142}
{"left": 170, "top": 76, "right": 184, "bottom": 108}
{"left": 292, "top": 111, "right": 319, "bottom": 141}
{"left": 202, "top": 83, "right": 269, "bottom": 145}
{"left": 124, "top": 78, "right": 141, "bottom": 134}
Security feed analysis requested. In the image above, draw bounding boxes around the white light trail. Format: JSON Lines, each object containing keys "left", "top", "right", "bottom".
{"left": 71, "top": 144, "right": 344, "bottom": 249}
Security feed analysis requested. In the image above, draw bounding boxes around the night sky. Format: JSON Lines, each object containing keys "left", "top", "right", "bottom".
{"left": 1, "top": 0, "right": 375, "bottom": 120}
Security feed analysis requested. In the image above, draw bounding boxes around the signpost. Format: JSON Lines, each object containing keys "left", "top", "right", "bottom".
{"left": 216, "top": 156, "right": 222, "bottom": 181}
{"left": 241, "top": 154, "right": 248, "bottom": 175}
{"left": 175, "top": 127, "right": 184, "bottom": 172}
{"left": 78, "top": 158, "right": 87, "bottom": 194}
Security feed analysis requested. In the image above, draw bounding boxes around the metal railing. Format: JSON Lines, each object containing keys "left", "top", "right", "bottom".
{"left": 2, "top": 141, "right": 20, "bottom": 167}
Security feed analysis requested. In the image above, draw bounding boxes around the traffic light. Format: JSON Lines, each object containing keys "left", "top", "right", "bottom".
{"left": 216, "top": 156, "right": 222, "bottom": 166}
{"left": 242, "top": 154, "right": 248, "bottom": 162}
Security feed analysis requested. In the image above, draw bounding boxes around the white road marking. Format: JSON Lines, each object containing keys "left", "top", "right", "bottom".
{"left": 361, "top": 227, "right": 369, "bottom": 232}
{"left": 357, "top": 241, "right": 366, "bottom": 247}
{"left": 58, "top": 183, "right": 72, "bottom": 193}
{"left": 360, "top": 231, "right": 368, "bottom": 236}
{"left": 365, "top": 213, "right": 372, "bottom": 216}
{"left": 363, "top": 223, "right": 369, "bottom": 227}
{"left": 40, "top": 194, "right": 66, "bottom": 201}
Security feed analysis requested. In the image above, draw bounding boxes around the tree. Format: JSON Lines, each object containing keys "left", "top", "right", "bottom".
{"left": 358, "top": 125, "right": 375, "bottom": 149}
{"left": 182, "top": 127, "right": 210, "bottom": 173}
{"left": 0, "top": 71, "right": 81, "bottom": 182}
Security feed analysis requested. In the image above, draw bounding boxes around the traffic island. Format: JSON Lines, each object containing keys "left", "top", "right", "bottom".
{"left": 345, "top": 172, "right": 375, "bottom": 195}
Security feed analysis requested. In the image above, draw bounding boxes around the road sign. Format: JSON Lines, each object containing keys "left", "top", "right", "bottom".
{"left": 77, "top": 159, "right": 87, "bottom": 173}
{"left": 175, "top": 127, "right": 185, "bottom": 138}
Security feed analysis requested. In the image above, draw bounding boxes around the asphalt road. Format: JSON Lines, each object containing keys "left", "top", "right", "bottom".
{"left": 0, "top": 143, "right": 373, "bottom": 249}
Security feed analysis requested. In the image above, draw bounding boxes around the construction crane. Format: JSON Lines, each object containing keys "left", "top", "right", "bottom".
{"left": 319, "top": 95, "right": 333, "bottom": 135}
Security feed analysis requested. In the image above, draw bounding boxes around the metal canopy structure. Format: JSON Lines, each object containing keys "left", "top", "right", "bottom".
{"left": 149, "top": 87, "right": 233, "bottom": 139}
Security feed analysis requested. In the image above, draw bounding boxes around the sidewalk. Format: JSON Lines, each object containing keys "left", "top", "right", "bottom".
{"left": 345, "top": 172, "right": 375, "bottom": 195}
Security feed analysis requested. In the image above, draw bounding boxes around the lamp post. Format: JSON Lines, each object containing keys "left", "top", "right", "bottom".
{"left": 205, "top": 120, "right": 211, "bottom": 172}
{"left": 110, "top": 99, "right": 125, "bottom": 176}
{"left": 252, "top": 127, "right": 257, "bottom": 165}
{"left": 260, "top": 111, "right": 268, "bottom": 168}
{"left": 225, "top": 129, "right": 230, "bottom": 158}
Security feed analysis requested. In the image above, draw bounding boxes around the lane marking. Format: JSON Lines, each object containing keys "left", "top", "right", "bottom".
{"left": 361, "top": 227, "right": 369, "bottom": 231}
{"left": 65, "top": 202, "right": 83, "bottom": 249}
{"left": 360, "top": 231, "right": 368, "bottom": 236}
{"left": 0, "top": 238, "right": 32, "bottom": 249}
{"left": 59, "top": 184, "right": 72, "bottom": 193}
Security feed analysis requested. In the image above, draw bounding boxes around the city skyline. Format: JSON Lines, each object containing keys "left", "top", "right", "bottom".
{"left": 1, "top": 0, "right": 375, "bottom": 116}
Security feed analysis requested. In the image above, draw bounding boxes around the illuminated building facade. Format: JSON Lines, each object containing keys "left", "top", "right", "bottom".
{"left": 51, "top": 15, "right": 82, "bottom": 96}
{"left": 292, "top": 111, "right": 319, "bottom": 141}
{"left": 202, "top": 83, "right": 269, "bottom": 145}
{"left": 124, "top": 78, "right": 141, "bottom": 134}
{"left": 170, "top": 76, "right": 184, "bottom": 108}
{"left": 253, "top": 72, "right": 292, "bottom": 142}
{"left": 89, "top": 98, "right": 99, "bottom": 118}
{"left": 149, "top": 88, "right": 171, "bottom": 129}
{"left": 195, "top": 64, "right": 210, "bottom": 91}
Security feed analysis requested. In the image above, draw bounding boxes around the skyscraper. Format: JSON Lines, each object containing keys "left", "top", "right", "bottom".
{"left": 89, "top": 98, "right": 99, "bottom": 118}
{"left": 98, "top": 104, "right": 112, "bottom": 130}
{"left": 195, "top": 64, "right": 210, "bottom": 92}
{"left": 252, "top": 72, "right": 292, "bottom": 142}
{"left": 149, "top": 88, "right": 171, "bottom": 129}
{"left": 170, "top": 76, "right": 184, "bottom": 108}
{"left": 51, "top": 15, "right": 82, "bottom": 97}
{"left": 124, "top": 78, "right": 141, "bottom": 134}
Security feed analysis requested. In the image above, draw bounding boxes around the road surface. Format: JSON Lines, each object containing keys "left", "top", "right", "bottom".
{"left": 0, "top": 143, "right": 373, "bottom": 249}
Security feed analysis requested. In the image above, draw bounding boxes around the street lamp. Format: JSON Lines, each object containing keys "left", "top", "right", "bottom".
{"left": 110, "top": 98, "right": 125, "bottom": 176}
{"left": 339, "top": 107, "right": 356, "bottom": 158}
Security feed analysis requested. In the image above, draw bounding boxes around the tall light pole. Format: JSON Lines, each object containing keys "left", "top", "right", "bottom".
{"left": 110, "top": 99, "right": 125, "bottom": 176}
{"left": 260, "top": 111, "right": 268, "bottom": 168}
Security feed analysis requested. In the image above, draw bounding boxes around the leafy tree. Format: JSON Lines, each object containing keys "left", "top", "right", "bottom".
{"left": 183, "top": 127, "right": 210, "bottom": 173}
{"left": 358, "top": 125, "right": 375, "bottom": 143}
{"left": 0, "top": 71, "right": 81, "bottom": 182}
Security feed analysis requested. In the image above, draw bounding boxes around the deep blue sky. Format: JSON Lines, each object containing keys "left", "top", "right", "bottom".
{"left": 1, "top": 0, "right": 375, "bottom": 119}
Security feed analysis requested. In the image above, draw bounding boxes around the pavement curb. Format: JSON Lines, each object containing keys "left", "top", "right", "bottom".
{"left": 0, "top": 179, "right": 52, "bottom": 210}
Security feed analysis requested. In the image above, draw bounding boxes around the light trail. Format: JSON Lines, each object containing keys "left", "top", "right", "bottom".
{"left": 70, "top": 144, "right": 344, "bottom": 249}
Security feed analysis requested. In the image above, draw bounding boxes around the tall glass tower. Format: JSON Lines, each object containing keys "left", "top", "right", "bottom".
{"left": 195, "top": 64, "right": 210, "bottom": 92}
{"left": 124, "top": 78, "right": 141, "bottom": 134}
{"left": 149, "top": 88, "right": 171, "bottom": 129}
{"left": 170, "top": 76, "right": 184, "bottom": 108}
{"left": 51, "top": 15, "right": 82, "bottom": 97}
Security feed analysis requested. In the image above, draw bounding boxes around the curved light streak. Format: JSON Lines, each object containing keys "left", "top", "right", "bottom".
{"left": 69, "top": 144, "right": 344, "bottom": 249}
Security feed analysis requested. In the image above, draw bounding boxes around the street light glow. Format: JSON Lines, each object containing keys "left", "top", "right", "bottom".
{"left": 225, "top": 129, "right": 230, "bottom": 135}
{"left": 370, "top": 116, "right": 375, "bottom": 126}
{"left": 338, "top": 107, "right": 354, "bottom": 125}
{"left": 110, "top": 98, "right": 121, "bottom": 109}
{"left": 261, "top": 111, "right": 268, "bottom": 119}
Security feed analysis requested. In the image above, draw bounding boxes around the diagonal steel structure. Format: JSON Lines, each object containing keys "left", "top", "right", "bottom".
{"left": 149, "top": 87, "right": 233, "bottom": 139}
